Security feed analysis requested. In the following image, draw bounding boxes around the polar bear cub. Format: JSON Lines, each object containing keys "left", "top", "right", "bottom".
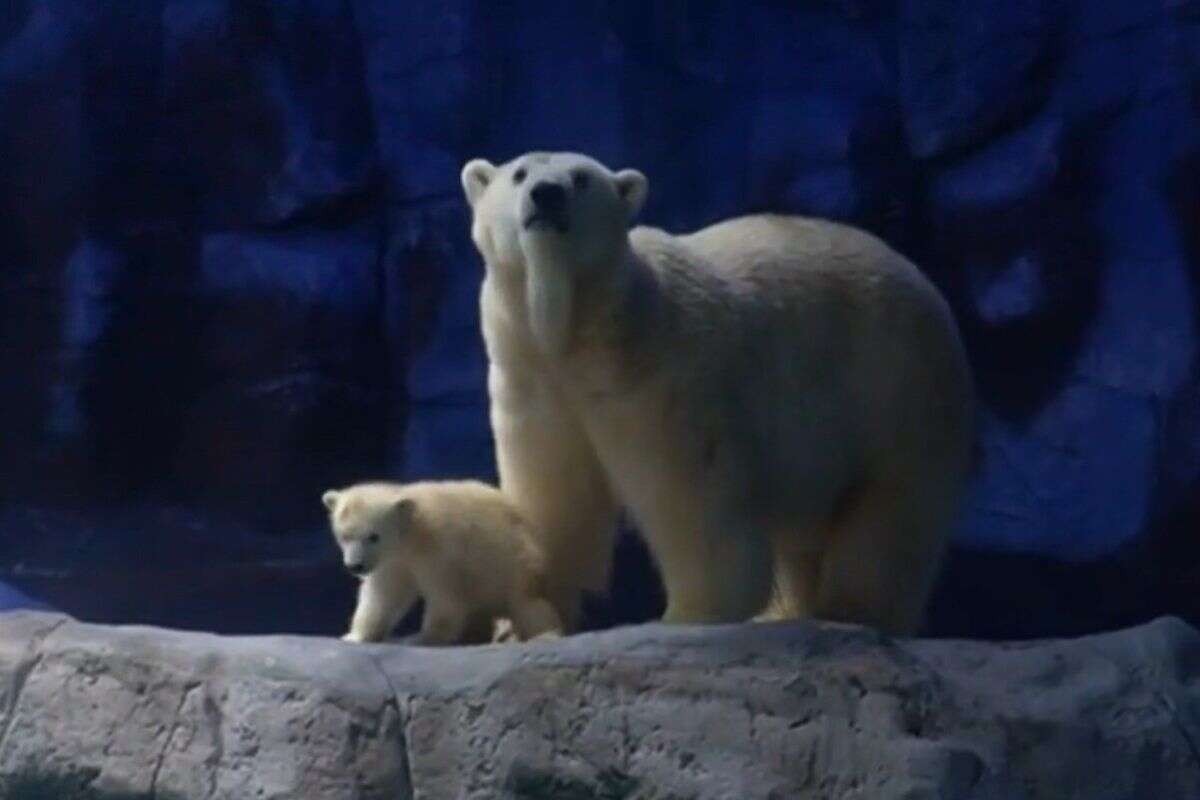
{"left": 461, "top": 151, "right": 974, "bottom": 635}
{"left": 323, "top": 480, "right": 563, "bottom": 645}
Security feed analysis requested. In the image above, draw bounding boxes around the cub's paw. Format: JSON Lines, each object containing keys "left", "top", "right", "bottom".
{"left": 491, "top": 618, "right": 519, "bottom": 644}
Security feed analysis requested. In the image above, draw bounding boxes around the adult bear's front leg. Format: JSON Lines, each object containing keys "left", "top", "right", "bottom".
{"left": 489, "top": 365, "right": 618, "bottom": 632}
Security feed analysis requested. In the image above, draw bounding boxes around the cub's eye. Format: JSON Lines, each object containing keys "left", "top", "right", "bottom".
{"left": 513, "top": 167, "right": 527, "bottom": 185}
{"left": 572, "top": 171, "right": 589, "bottom": 191}
{"left": 366, "top": 532, "right": 380, "bottom": 544}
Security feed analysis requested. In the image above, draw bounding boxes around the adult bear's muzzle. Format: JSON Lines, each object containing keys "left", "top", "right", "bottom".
{"left": 525, "top": 180, "right": 570, "bottom": 233}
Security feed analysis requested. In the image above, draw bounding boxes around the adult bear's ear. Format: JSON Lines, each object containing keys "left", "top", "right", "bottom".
{"left": 614, "top": 169, "right": 648, "bottom": 220}
{"left": 461, "top": 159, "right": 497, "bottom": 207}
{"left": 392, "top": 497, "right": 417, "bottom": 525}
{"left": 321, "top": 490, "right": 341, "bottom": 512}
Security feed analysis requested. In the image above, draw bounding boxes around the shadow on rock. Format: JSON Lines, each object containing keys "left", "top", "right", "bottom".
{"left": 4, "top": 770, "right": 183, "bottom": 800}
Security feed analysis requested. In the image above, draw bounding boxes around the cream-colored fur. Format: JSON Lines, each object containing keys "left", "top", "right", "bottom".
{"left": 323, "top": 480, "right": 562, "bottom": 645}
{"left": 461, "top": 152, "right": 974, "bottom": 635}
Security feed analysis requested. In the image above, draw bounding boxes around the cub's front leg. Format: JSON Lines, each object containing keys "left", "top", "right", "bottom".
{"left": 343, "top": 571, "right": 418, "bottom": 643}
{"left": 411, "top": 601, "right": 469, "bottom": 646}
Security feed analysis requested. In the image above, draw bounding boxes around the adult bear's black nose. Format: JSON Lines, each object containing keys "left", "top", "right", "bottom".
{"left": 530, "top": 181, "right": 567, "bottom": 211}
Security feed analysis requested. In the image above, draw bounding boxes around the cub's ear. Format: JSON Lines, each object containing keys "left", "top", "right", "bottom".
{"left": 321, "top": 490, "right": 341, "bottom": 512}
{"left": 614, "top": 169, "right": 648, "bottom": 220}
{"left": 461, "top": 159, "right": 497, "bottom": 207}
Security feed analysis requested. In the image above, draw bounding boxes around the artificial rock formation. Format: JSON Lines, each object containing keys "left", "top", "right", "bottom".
{"left": 1, "top": 611, "right": 1198, "bottom": 799}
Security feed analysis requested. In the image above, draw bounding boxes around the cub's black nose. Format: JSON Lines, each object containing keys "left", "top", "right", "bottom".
{"left": 347, "top": 562, "right": 366, "bottom": 575}
{"left": 530, "top": 181, "right": 567, "bottom": 211}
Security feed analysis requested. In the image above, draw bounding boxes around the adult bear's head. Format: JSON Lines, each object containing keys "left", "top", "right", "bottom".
{"left": 461, "top": 151, "right": 647, "bottom": 275}
{"left": 461, "top": 152, "right": 647, "bottom": 356}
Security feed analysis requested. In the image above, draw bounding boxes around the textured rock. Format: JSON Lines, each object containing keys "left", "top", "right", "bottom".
{"left": 2, "top": 611, "right": 1199, "bottom": 799}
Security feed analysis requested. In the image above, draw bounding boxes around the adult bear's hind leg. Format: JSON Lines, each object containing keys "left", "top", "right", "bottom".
{"left": 814, "top": 481, "right": 952, "bottom": 636}
{"left": 644, "top": 500, "right": 773, "bottom": 624}
{"left": 755, "top": 533, "right": 824, "bottom": 622}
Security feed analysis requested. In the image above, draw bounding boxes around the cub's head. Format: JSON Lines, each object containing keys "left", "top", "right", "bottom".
{"left": 321, "top": 485, "right": 416, "bottom": 578}
{"left": 460, "top": 152, "right": 647, "bottom": 271}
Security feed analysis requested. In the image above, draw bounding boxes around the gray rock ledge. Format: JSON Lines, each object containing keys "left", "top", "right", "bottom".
{"left": 1, "top": 611, "right": 1198, "bottom": 799}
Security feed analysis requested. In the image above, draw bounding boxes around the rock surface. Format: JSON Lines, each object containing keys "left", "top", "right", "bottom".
{"left": 1, "top": 611, "right": 1199, "bottom": 799}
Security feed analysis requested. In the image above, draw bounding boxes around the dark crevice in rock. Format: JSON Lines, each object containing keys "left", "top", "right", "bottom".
{"left": 1160, "top": 689, "right": 1200, "bottom": 771}
{"left": 357, "top": 648, "right": 413, "bottom": 798}
{"left": 147, "top": 680, "right": 202, "bottom": 800}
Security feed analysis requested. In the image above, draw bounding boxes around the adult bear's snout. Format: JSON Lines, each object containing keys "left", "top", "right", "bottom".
{"left": 530, "top": 181, "right": 567, "bottom": 211}
{"left": 526, "top": 181, "right": 570, "bottom": 233}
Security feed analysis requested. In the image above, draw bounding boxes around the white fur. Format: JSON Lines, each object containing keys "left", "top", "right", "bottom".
{"left": 324, "top": 480, "right": 562, "bottom": 645}
{"left": 462, "top": 152, "right": 974, "bottom": 635}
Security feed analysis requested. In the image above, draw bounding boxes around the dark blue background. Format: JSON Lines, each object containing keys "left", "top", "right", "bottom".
{"left": 1, "top": 1, "right": 1198, "bottom": 638}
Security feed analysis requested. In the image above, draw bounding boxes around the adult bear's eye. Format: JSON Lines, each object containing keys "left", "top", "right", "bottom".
{"left": 572, "top": 171, "right": 589, "bottom": 191}
{"left": 366, "top": 532, "right": 380, "bottom": 544}
{"left": 513, "top": 167, "right": 527, "bottom": 185}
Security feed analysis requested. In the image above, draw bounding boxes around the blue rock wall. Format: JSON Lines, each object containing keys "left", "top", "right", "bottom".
{"left": 0, "top": 1, "right": 1197, "bottom": 636}
{"left": 0, "top": 580, "right": 49, "bottom": 612}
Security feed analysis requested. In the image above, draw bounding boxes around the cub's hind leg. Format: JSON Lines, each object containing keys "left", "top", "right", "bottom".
{"left": 510, "top": 596, "right": 564, "bottom": 640}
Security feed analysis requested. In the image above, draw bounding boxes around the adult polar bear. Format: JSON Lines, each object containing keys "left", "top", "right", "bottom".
{"left": 461, "top": 151, "right": 973, "bottom": 635}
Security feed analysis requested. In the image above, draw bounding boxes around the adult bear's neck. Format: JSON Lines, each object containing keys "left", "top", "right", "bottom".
{"left": 487, "top": 235, "right": 663, "bottom": 389}
{"left": 551, "top": 240, "right": 665, "bottom": 394}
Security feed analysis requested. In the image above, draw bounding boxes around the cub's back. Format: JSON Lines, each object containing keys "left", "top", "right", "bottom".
{"left": 408, "top": 480, "right": 547, "bottom": 587}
